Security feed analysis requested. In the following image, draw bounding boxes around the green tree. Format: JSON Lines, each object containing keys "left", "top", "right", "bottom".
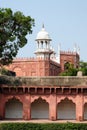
{"left": 0, "top": 8, "right": 35, "bottom": 66}
{"left": 60, "top": 63, "right": 78, "bottom": 76}
{"left": 79, "top": 61, "right": 87, "bottom": 75}
{"left": 60, "top": 61, "right": 87, "bottom": 76}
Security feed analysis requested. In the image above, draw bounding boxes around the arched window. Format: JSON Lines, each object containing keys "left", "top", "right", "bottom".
{"left": 64, "top": 62, "right": 70, "bottom": 70}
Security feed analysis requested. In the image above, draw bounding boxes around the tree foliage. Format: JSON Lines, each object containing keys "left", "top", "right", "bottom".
{"left": 60, "top": 61, "right": 87, "bottom": 76}
{"left": 0, "top": 67, "right": 16, "bottom": 76}
{"left": 79, "top": 61, "right": 87, "bottom": 75}
{"left": 59, "top": 62, "right": 78, "bottom": 76}
{"left": 0, "top": 8, "right": 35, "bottom": 65}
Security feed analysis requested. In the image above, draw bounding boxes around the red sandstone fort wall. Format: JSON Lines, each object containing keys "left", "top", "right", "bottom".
{"left": 6, "top": 57, "right": 61, "bottom": 76}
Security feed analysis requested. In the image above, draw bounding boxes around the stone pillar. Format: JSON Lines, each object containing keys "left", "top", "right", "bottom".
{"left": 23, "top": 95, "right": 31, "bottom": 120}
{"left": 76, "top": 95, "right": 84, "bottom": 121}
{"left": 0, "top": 94, "right": 5, "bottom": 119}
{"left": 49, "top": 94, "right": 57, "bottom": 121}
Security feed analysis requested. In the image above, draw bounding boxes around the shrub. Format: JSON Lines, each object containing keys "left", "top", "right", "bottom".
{"left": 1, "top": 122, "right": 87, "bottom": 130}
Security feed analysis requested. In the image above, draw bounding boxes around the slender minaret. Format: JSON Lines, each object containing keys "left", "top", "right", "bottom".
{"left": 73, "top": 43, "right": 80, "bottom": 55}
{"left": 73, "top": 43, "right": 77, "bottom": 52}
{"left": 77, "top": 45, "right": 80, "bottom": 55}
{"left": 57, "top": 43, "right": 61, "bottom": 63}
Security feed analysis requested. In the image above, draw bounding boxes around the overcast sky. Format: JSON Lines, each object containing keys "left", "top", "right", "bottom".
{"left": 1, "top": 0, "right": 87, "bottom": 61}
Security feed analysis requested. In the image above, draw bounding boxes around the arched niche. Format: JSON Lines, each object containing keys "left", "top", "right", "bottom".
{"left": 84, "top": 103, "right": 87, "bottom": 120}
{"left": 57, "top": 98, "right": 76, "bottom": 120}
{"left": 31, "top": 97, "right": 49, "bottom": 119}
{"left": 5, "top": 98, "right": 23, "bottom": 119}
{"left": 64, "top": 62, "right": 70, "bottom": 70}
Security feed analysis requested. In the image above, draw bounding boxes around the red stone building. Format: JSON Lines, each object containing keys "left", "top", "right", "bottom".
{"left": 0, "top": 26, "right": 85, "bottom": 122}
{"left": 6, "top": 26, "right": 79, "bottom": 76}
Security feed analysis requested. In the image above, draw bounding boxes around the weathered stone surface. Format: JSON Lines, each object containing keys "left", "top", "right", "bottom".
{"left": 0, "top": 75, "right": 87, "bottom": 87}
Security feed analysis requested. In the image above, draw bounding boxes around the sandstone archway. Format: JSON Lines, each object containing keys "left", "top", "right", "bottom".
{"left": 31, "top": 97, "right": 49, "bottom": 119}
{"left": 84, "top": 103, "right": 87, "bottom": 120}
{"left": 57, "top": 98, "right": 76, "bottom": 120}
{"left": 5, "top": 98, "right": 23, "bottom": 119}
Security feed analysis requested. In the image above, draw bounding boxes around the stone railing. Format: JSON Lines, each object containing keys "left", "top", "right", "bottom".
{"left": 0, "top": 75, "right": 87, "bottom": 87}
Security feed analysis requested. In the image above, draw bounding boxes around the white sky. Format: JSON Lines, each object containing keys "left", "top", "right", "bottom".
{"left": 1, "top": 0, "right": 87, "bottom": 61}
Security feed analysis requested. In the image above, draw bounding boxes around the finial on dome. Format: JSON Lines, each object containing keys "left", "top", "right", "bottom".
{"left": 42, "top": 23, "right": 45, "bottom": 31}
{"left": 42, "top": 23, "right": 44, "bottom": 28}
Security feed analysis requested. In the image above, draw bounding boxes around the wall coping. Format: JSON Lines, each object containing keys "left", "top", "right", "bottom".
{"left": 0, "top": 75, "right": 87, "bottom": 87}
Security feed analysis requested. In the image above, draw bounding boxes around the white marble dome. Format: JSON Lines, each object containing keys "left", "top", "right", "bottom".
{"left": 36, "top": 25, "right": 51, "bottom": 41}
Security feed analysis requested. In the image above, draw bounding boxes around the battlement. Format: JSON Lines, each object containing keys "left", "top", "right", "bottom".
{"left": 60, "top": 51, "right": 79, "bottom": 56}
{"left": 14, "top": 57, "right": 50, "bottom": 62}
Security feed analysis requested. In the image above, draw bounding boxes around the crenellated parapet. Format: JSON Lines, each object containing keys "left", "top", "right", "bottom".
{"left": 60, "top": 51, "right": 79, "bottom": 56}
{"left": 14, "top": 57, "right": 51, "bottom": 62}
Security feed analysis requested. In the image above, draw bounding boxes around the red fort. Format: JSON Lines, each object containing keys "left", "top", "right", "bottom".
{"left": 0, "top": 26, "right": 86, "bottom": 121}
